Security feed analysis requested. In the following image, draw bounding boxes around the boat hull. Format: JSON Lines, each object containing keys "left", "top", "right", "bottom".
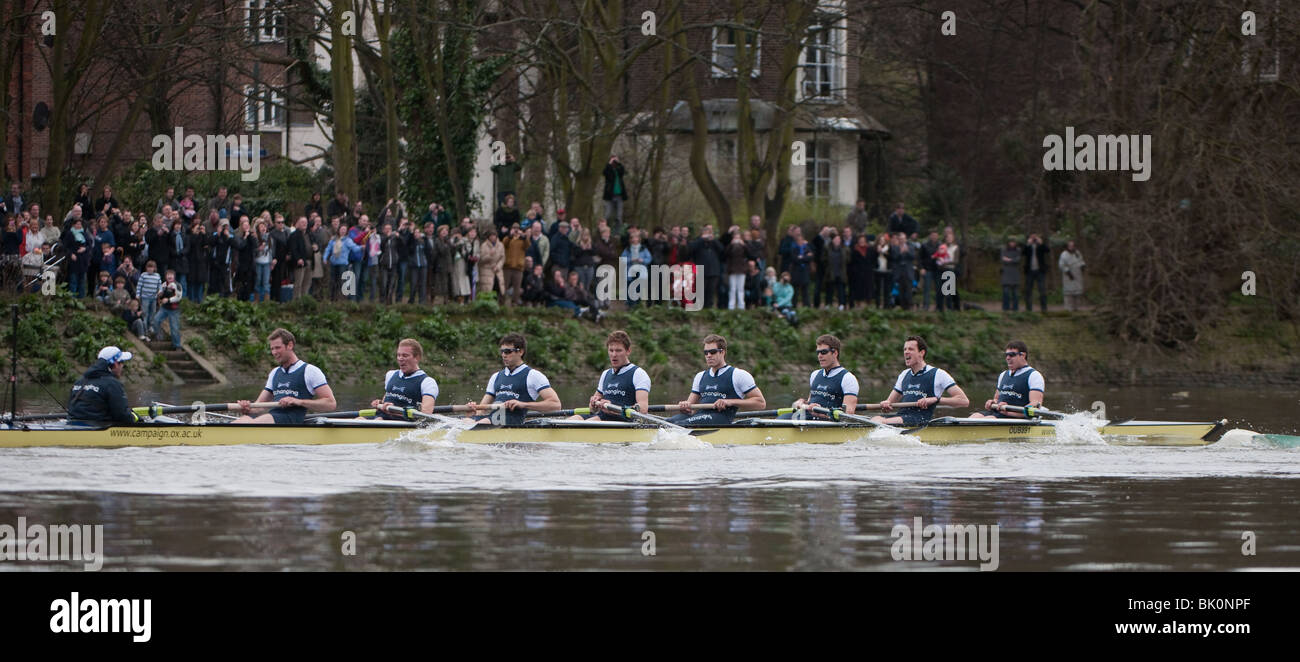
{"left": 0, "top": 417, "right": 1225, "bottom": 449}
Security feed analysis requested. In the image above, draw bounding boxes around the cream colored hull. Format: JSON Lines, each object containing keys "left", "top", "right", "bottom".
{"left": 0, "top": 417, "right": 1225, "bottom": 449}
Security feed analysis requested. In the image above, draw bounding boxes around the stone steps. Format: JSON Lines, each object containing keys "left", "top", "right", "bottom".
{"left": 144, "top": 339, "right": 217, "bottom": 383}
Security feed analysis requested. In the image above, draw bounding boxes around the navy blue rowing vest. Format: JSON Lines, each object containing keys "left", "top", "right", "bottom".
{"left": 597, "top": 363, "right": 641, "bottom": 421}
{"left": 896, "top": 365, "right": 941, "bottom": 425}
{"left": 809, "top": 367, "right": 852, "bottom": 409}
{"left": 672, "top": 365, "right": 742, "bottom": 425}
{"left": 381, "top": 369, "right": 432, "bottom": 420}
{"left": 996, "top": 366, "right": 1038, "bottom": 408}
{"left": 267, "top": 362, "right": 314, "bottom": 424}
{"left": 492, "top": 365, "right": 536, "bottom": 425}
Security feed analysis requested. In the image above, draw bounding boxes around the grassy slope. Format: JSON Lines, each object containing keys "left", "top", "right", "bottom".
{"left": 8, "top": 292, "right": 1296, "bottom": 393}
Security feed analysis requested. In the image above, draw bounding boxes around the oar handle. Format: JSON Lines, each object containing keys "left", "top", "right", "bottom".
{"left": 604, "top": 402, "right": 684, "bottom": 430}
{"left": 736, "top": 408, "right": 795, "bottom": 418}
{"left": 647, "top": 403, "right": 716, "bottom": 412}
{"left": 307, "top": 409, "right": 379, "bottom": 419}
{"left": 527, "top": 408, "right": 591, "bottom": 417}
{"left": 810, "top": 406, "right": 880, "bottom": 426}
{"left": 853, "top": 402, "right": 922, "bottom": 410}
{"left": 998, "top": 404, "right": 1061, "bottom": 419}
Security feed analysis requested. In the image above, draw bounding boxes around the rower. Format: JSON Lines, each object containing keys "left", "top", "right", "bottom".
{"left": 233, "top": 328, "right": 337, "bottom": 424}
{"left": 576, "top": 330, "right": 651, "bottom": 421}
{"left": 66, "top": 346, "right": 138, "bottom": 425}
{"left": 370, "top": 338, "right": 438, "bottom": 420}
{"left": 784, "top": 334, "right": 858, "bottom": 420}
{"left": 670, "top": 333, "right": 765, "bottom": 425}
{"left": 466, "top": 333, "right": 561, "bottom": 425}
{"left": 968, "top": 340, "right": 1044, "bottom": 419}
{"left": 873, "top": 335, "right": 969, "bottom": 425}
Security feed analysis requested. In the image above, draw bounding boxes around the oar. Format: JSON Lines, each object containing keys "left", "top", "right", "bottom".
{"left": 399, "top": 404, "right": 507, "bottom": 426}
{"left": 646, "top": 403, "right": 716, "bottom": 412}
{"left": 736, "top": 408, "right": 796, "bottom": 418}
{"left": 154, "top": 401, "right": 236, "bottom": 420}
{"left": 307, "top": 409, "right": 379, "bottom": 419}
{"left": 130, "top": 401, "right": 283, "bottom": 417}
{"left": 853, "top": 402, "right": 923, "bottom": 411}
{"left": 995, "top": 404, "right": 1063, "bottom": 419}
{"left": 527, "top": 407, "right": 591, "bottom": 417}
{"left": 603, "top": 402, "right": 687, "bottom": 431}
{"left": 808, "top": 405, "right": 890, "bottom": 428}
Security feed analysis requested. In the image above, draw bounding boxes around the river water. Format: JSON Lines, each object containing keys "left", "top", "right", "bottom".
{"left": 1, "top": 384, "right": 1297, "bottom": 571}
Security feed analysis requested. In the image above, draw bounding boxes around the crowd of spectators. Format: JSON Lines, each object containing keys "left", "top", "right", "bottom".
{"left": 2, "top": 180, "right": 1089, "bottom": 343}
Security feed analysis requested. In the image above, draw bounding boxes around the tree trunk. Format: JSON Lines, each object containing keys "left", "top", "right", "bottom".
{"left": 330, "top": 1, "right": 359, "bottom": 201}
{"left": 366, "top": 0, "right": 400, "bottom": 202}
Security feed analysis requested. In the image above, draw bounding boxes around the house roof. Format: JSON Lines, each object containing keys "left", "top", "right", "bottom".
{"left": 632, "top": 99, "right": 890, "bottom": 138}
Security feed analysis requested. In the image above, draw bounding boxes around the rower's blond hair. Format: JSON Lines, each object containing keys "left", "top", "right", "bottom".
{"left": 702, "top": 334, "right": 727, "bottom": 352}
{"left": 398, "top": 338, "right": 424, "bottom": 359}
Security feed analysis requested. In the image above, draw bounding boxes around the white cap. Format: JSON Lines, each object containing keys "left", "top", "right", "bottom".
{"left": 97, "top": 346, "right": 133, "bottom": 364}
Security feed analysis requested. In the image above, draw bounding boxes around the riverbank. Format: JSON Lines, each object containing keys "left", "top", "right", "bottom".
{"left": 8, "top": 292, "right": 1296, "bottom": 393}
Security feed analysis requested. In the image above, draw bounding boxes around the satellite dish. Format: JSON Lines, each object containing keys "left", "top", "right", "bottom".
{"left": 32, "top": 102, "right": 50, "bottom": 131}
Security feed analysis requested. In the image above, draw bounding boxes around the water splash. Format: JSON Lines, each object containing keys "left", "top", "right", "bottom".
{"left": 856, "top": 426, "right": 925, "bottom": 447}
{"left": 385, "top": 416, "right": 475, "bottom": 450}
{"left": 646, "top": 428, "right": 713, "bottom": 450}
{"left": 1049, "top": 412, "right": 1106, "bottom": 445}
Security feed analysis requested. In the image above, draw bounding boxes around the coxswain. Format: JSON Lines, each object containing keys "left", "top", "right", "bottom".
{"left": 66, "top": 346, "right": 138, "bottom": 425}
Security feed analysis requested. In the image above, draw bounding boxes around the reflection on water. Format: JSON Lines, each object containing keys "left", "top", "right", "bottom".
{"left": 1, "top": 478, "right": 1295, "bottom": 571}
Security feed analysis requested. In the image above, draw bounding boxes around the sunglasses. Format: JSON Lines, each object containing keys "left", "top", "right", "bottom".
{"left": 816, "top": 348, "right": 834, "bottom": 356}
{"left": 1004, "top": 351, "right": 1023, "bottom": 357}
{"left": 703, "top": 349, "right": 722, "bottom": 356}
{"left": 500, "top": 348, "right": 519, "bottom": 355}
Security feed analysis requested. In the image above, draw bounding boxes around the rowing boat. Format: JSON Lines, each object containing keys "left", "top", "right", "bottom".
{"left": 0, "top": 416, "right": 1227, "bottom": 449}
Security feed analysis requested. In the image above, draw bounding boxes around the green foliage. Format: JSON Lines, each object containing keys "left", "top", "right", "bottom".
{"left": 107, "top": 160, "right": 326, "bottom": 218}
{"left": 392, "top": 18, "right": 504, "bottom": 217}
{"left": 2, "top": 292, "right": 123, "bottom": 383}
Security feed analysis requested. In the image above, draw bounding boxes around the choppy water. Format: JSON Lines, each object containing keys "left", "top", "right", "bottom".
{"left": 1, "top": 386, "right": 1297, "bottom": 570}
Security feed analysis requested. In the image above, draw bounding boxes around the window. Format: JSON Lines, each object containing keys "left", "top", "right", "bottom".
{"left": 804, "top": 141, "right": 832, "bottom": 199}
{"left": 244, "top": 86, "right": 284, "bottom": 129}
{"left": 802, "top": 23, "right": 842, "bottom": 100}
{"left": 712, "top": 27, "right": 761, "bottom": 78}
{"left": 246, "top": 0, "right": 285, "bottom": 43}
